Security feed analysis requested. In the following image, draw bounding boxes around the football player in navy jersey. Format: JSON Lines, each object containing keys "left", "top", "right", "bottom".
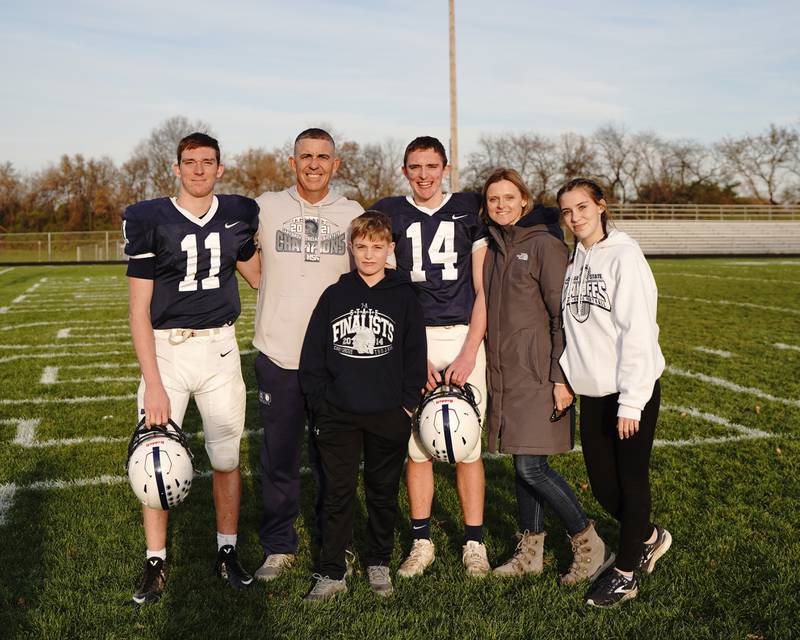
{"left": 123, "top": 132, "right": 260, "bottom": 604}
{"left": 371, "top": 136, "right": 491, "bottom": 577}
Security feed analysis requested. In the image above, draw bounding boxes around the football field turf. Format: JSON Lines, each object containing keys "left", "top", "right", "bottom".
{"left": 0, "top": 259, "right": 798, "bottom": 639}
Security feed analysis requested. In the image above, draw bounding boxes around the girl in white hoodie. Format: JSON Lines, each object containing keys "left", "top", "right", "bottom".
{"left": 557, "top": 178, "right": 671, "bottom": 608}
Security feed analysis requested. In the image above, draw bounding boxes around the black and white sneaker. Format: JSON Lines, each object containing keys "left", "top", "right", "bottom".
{"left": 132, "top": 557, "right": 167, "bottom": 605}
{"left": 637, "top": 524, "right": 672, "bottom": 575}
{"left": 215, "top": 545, "right": 254, "bottom": 589}
{"left": 585, "top": 569, "right": 638, "bottom": 607}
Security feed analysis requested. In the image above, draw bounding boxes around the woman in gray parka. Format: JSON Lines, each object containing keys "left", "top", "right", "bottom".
{"left": 481, "top": 168, "right": 613, "bottom": 585}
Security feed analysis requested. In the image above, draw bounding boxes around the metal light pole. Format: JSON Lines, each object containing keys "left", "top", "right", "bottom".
{"left": 449, "top": 0, "right": 460, "bottom": 192}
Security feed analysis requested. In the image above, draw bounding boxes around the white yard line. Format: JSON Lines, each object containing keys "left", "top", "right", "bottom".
{"left": 43, "top": 376, "right": 140, "bottom": 385}
{"left": 0, "top": 350, "right": 131, "bottom": 364}
{"left": 774, "top": 343, "right": 800, "bottom": 353}
{"left": 0, "top": 341, "right": 121, "bottom": 349}
{"left": 0, "top": 404, "right": 776, "bottom": 527}
{"left": 660, "top": 294, "right": 800, "bottom": 316}
{"left": 665, "top": 365, "right": 800, "bottom": 408}
{"left": 721, "top": 261, "right": 800, "bottom": 266}
{"left": 0, "top": 483, "right": 17, "bottom": 526}
{"left": 693, "top": 346, "right": 733, "bottom": 358}
{"left": 61, "top": 362, "right": 139, "bottom": 370}
{"left": 40, "top": 367, "right": 59, "bottom": 384}
{"left": 654, "top": 272, "right": 800, "bottom": 285}
{"left": 11, "top": 295, "right": 26, "bottom": 304}
{"left": 0, "top": 267, "right": 15, "bottom": 276}
{"left": 56, "top": 328, "right": 72, "bottom": 339}
{"left": 0, "top": 320, "right": 120, "bottom": 332}
{"left": 0, "top": 393, "right": 136, "bottom": 406}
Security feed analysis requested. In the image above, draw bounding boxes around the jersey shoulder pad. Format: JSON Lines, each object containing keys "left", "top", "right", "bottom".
{"left": 123, "top": 197, "right": 171, "bottom": 224}
{"left": 218, "top": 194, "right": 259, "bottom": 224}
{"left": 370, "top": 196, "right": 406, "bottom": 215}
{"left": 448, "top": 192, "right": 482, "bottom": 212}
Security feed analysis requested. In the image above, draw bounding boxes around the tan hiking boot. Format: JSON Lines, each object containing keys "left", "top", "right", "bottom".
{"left": 493, "top": 531, "right": 545, "bottom": 577}
{"left": 397, "top": 539, "right": 435, "bottom": 578}
{"left": 560, "top": 521, "right": 615, "bottom": 585}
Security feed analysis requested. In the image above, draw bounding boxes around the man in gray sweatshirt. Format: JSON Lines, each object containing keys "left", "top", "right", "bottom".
{"left": 252, "top": 128, "right": 363, "bottom": 581}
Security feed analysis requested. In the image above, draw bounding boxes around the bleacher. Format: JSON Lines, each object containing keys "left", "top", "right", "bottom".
{"left": 610, "top": 220, "right": 800, "bottom": 256}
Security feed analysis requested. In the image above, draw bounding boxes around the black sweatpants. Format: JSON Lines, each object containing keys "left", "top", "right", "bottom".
{"left": 579, "top": 380, "right": 661, "bottom": 572}
{"left": 315, "top": 402, "right": 411, "bottom": 580}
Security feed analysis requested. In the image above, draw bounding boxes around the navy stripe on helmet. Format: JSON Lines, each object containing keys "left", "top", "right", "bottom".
{"left": 153, "top": 446, "right": 170, "bottom": 510}
{"left": 442, "top": 404, "right": 456, "bottom": 464}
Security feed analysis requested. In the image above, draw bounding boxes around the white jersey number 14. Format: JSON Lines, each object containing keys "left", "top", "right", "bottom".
{"left": 405, "top": 221, "right": 458, "bottom": 282}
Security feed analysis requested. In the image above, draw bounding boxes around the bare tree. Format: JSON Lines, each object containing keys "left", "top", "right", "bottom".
{"left": 129, "top": 116, "right": 214, "bottom": 199}
{"left": 334, "top": 139, "right": 404, "bottom": 207}
{"left": 0, "top": 162, "right": 23, "bottom": 230}
{"left": 462, "top": 133, "right": 560, "bottom": 201}
{"left": 717, "top": 124, "right": 798, "bottom": 204}
{"left": 592, "top": 124, "right": 636, "bottom": 203}
{"left": 558, "top": 132, "right": 597, "bottom": 184}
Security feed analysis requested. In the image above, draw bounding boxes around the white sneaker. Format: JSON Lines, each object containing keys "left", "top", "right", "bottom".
{"left": 397, "top": 539, "right": 435, "bottom": 578}
{"left": 254, "top": 553, "right": 295, "bottom": 582}
{"left": 462, "top": 540, "right": 490, "bottom": 577}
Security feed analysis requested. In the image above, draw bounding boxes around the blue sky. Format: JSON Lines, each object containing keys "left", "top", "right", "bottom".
{"left": 1, "top": 0, "right": 798, "bottom": 171}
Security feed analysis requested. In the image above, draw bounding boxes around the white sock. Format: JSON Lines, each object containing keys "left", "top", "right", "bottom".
{"left": 217, "top": 533, "right": 237, "bottom": 550}
{"left": 146, "top": 547, "right": 166, "bottom": 561}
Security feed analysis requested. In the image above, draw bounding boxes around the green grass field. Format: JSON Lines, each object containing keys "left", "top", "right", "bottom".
{"left": 0, "top": 259, "right": 798, "bottom": 640}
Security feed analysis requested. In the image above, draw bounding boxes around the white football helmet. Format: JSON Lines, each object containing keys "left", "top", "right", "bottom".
{"left": 415, "top": 379, "right": 482, "bottom": 464}
{"left": 126, "top": 419, "right": 194, "bottom": 510}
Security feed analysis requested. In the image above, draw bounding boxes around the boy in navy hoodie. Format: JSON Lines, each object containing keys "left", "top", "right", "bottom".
{"left": 299, "top": 211, "right": 427, "bottom": 601}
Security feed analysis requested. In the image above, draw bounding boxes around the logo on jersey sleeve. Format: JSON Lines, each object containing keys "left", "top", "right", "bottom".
{"left": 275, "top": 216, "right": 347, "bottom": 262}
{"left": 331, "top": 304, "right": 395, "bottom": 358}
{"left": 563, "top": 266, "right": 611, "bottom": 322}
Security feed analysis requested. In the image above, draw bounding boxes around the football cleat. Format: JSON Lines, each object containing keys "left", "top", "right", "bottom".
{"left": 415, "top": 376, "right": 482, "bottom": 463}
{"left": 132, "top": 557, "right": 167, "bottom": 605}
{"left": 215, "top": 545, "right": 254, "bottom": 589}
{"left": 126, "top": 418, "right": 194, "bottom": 510}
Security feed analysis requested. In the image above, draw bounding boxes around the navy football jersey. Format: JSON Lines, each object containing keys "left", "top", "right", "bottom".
{"left": 123, "top": 194, "right": 259, "bottom": 329}
{"left": 371, "top": 193, "right": 487, "bottom": 325}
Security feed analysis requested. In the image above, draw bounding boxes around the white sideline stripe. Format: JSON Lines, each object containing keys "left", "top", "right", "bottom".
{"left": 653, "top": 271, "right": 800, "bottom": 286}
{"left": 666, "top": 365, "right": 800, "bottom": 408}
{"left": 12, "top": 295, "right": 26, "bottom": 303}
{"left": 0, "top": 393, "right": 136, "bottom": 406}
{"left": 693, "top": 346, "right": 733, "bottom": 358}
{"left": 0, "top": 350, "right": 130, "bottom": 364}
{"left": 0, "top": 267, "right": 15, "bottom": 276}
{"left": 0, "top": 341, "right": 121, "bottom": 349}
{"left": 25, "top": 283, "right": 41, "bottom": 293}
{"left": 774, "top": 343, "right": 800, "bottom": 353}
{"left": 57, "top": 328, "right": 72, "bottom": 339}
{"left": 40, "top": 367, "right": 59, "bottom": 384}
{"left": 0, "top": 320, "right": 120, "bottom": 331}
{"left": 660, "top": 294, "right": 800, "bottom": 316}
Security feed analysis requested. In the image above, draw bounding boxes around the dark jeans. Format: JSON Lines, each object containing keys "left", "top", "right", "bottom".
{"left": 579, "top": 380, "right": 661, "bottom": 572}
{"left": 514, "top": 454, "right": 589, "bottom": 536}
{"left": 255, "top": 353, "right": 323, "bottom": 555}
{"left": 315, "top": 402, "right": 411, "bottom": 580}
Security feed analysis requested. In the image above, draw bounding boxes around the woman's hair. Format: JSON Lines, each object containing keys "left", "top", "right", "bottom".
{"left": 480, "top": 167, "right": 533, "bottom": 224}
{"left": 556, "top": 177, "right": 613, "bottom": 237}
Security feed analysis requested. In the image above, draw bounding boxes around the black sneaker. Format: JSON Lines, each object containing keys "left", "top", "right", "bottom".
{"left": 637, "top": 524, "right": 672, "bottom": 574}
{"left": 132, "top": 557, "right": 167, "bottom": 605}
{"left": 215, "top": 545, "right": 254, "bottom": 589}
{"left": 585, "top": 570, "right": 638, "bottom": 607}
